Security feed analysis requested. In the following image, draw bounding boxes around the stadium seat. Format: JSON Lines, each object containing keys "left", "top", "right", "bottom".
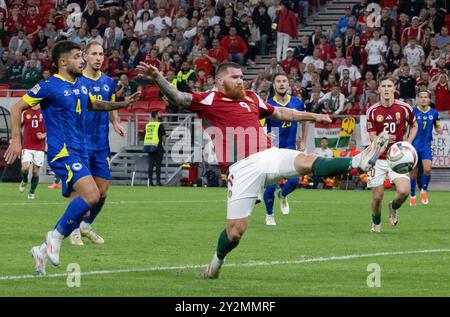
{"left": 131, "top": 101, "right": 149, "bottom": 113}
{"left": 148, "top": 100, "right": 166, "bottom": 113}
{"left": 10, "top": 90, "right": 27, "bottom": 98}
{"left": 0, "top": 84, "right": 10, "bottom": 97}
{"left": 118, "top": 107, "right": 134, "bottom": 122}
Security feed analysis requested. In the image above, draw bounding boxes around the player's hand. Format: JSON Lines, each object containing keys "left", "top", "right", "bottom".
{"left": 314, "top": 113, "right": 332, "bottom": 124}
{"left": 388, "top": 134, "right": 397, "bottom": 143}
{"left": 113, "top": 122, "right": 126, "bottom": 137}
{"left": 137, "top": 62, "right": 160, "bottom": 81}
{"left": 4, "top": 138, "right": 22, "bottom": 165}
{"left": 124, "top": 92, "right": 141, "bottom": 107}
{"left": 436, "top": 127, "right": 443, "bottom": 135}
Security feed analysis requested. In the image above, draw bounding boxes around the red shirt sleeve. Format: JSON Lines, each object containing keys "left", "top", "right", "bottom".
{"left": 249, "top": 92, "right": 274, "bottom": 118}
{"left": 189, "top": 91, "right": 215, "bottom": 115}
{"left": 366, "top": 107, "right": 377, "bottom": 133}
{"left": 407, "top": 105, "right": 416, "bottom": 125}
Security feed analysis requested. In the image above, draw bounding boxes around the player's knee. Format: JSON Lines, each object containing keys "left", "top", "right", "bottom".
{"left": 397, "top": 188, "right": 409, "bottom": 200}
{"left": 84, "top": 189, "right": 101, "bottom": 206}
{"left": 372, "top": 191, "right": 384, "bottom": 202}
{"left": 228, "top": 224, "right": 246, "bottom": 241}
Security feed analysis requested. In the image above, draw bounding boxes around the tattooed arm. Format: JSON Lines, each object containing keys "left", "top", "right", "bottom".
{"left": 88, "top": 92, "right": 141, "bottom": 111}
{"left": 137, "top": 62, "right": 192, "bottom": 108}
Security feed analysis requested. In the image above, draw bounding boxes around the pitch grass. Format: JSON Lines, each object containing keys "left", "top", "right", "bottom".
{"left": 0, "top": 183, "right": 450, "bottom": 297}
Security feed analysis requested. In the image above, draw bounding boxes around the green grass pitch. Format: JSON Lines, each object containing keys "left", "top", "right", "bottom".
{"left": 1, "top": 183, "right": 449, "bottom": 296}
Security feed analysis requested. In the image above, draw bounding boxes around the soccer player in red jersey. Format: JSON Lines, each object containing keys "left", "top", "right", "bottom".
{"left": 366, "top": 77, "right": 418, "bottom": 232}
{"left": 137, "top": 61, "right": 390, "bottom": 279}
{"left": 19, "top": 105, "right": 46, "bottom": 199}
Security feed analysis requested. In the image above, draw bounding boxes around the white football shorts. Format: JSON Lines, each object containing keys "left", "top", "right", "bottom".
{"left": 21, "top": 149, "right": 45, "bottom": 167}
{"left": 226, "top": 147, "right": 301, "bottom": 219}
{"left": 367, "top": 159, "right": 409, "bottom": 188}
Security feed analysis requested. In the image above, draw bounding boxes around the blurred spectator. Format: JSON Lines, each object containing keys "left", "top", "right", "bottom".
{"left": 429, "top": 72, "right": 450, "bottom": 117}
{"left": 208, "top": 38, "right": 228, "bottom": 68}
{"left": 337, "top": 5, "right": 354, "bottom": 36}
{"left": 398, "top": 64, "right": 416, "bottom": 104}
{"left": 401, "top": 16, "right": 424, "bottom": 47}
{"left": 250, "top": 69, "right": 271, "bottom": 93}
{"left": 246, "top": 17, "right": 260, "bottom": 66}
{"left": 24, "top": 5, "right": 42, "bottom": 38}
{"left": 82, "top": 0, "right": 102, "bottom": 31}
{"left": 377, "top": 7, "right": 397, "bottom": 42}
{"left": 106, "top": 49, "right": 128, "bottom": 80}
{"left": 280, "top": 48, "right": 301, "bottom": 75}
{"left": 155, "top": 28, "right": 172, "bottom": 54}
{"left": 137, "top": 1, "right": 154, "bottom": 20}
{"left": 365, "top": 28, "right": 387, "bottom": 77}
{"left": 173, "top": 61, "right": 196, "bottom": 92}
{"left": 73, "top": 28, "right": 90, "bottom": 45}
{"left": 275, "top": 3, "right": 297, "bottom": 62}
{"left": 317, "top": 85, "right": 346, "bottom": 115}
{"left": 0, "top": 50, "right": 11, "bottom": 82}
{"left": 173, "top": 7, "right": 190, "bottom": 31}
{"left": 172, "top": 29, "right": 190, "bottom": 55}
{"left": 151, "top": 7, "right": 172, "bottom": 36}
{"left": 346, "top": 35, "right": 367, "bottom": 72}
{"left": 124, "top": 40, "right": 143, "bottom": 71}
{"left": 8, "top": 29, "right": 32, "bottom": 57}
{"left": 21, "top": 58, "right": 41, "bottom": 89}
{"left": 294, "top": 35, "right": 313, "bottom": 63}
{"left": 436, "top": 26, "right": 450, "bottom": 53}
{"left": 253, "top": 4, "right": 272, "bottom": 55}
{"left": 338, "top": 55, "right": 362, "bottom": 82}
{"left": 386, "top": 41, "right": 404, "bottom": 72}
{"left": 140, "top": 25, "right": 157, "bottom": 47}
{"left": 221, "top": 26, "right": 248, "bottom": 66}
{"left": 88, "top": 28, "right": 104, "bottom": 46}
{"left": 120, "top": 27, "right": 139, "bottom": 55}
{"left": 428, "top": 6, "right": 444, "bottom": 35}
{"left": 134, "top": 11, "right": 153, "bottom": 36}
{"left": 194, "top": 47, "right": 213, "bottom": 76}
{"left": 8, "top": 52, "right": 24, "bottom": 87}
{"left": 403, "top": 37, "right": 425, "bottom": 73}
{"left": 33, "top": 29, "right": 49, "bottom": 53}
{"left": 316, "top": 34, "right": 332, "bottom": 61}
{"left": 143, "top": 48, "right": 161, "bottom": 69}
{"left": 302, "top": 48, "right": 324, "bottom": 74}
{"left": 116, "top": 74, "right": 138, "bottom": 101}
{"left": 160, "top": 51, "right": 174, "bottom": 76}
{"left": 265, "top": 57, "right": 283, "bottom": 81}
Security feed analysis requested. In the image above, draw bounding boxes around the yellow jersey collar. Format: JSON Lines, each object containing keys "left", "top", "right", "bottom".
{"left": 273, "top": 95, "right": 291, "bottom": 106}
{"left": 54, "top": 74, "right": 77, "bottom": 84}
{"left": 83, "top": 71, "right": 102, "bottom": 81}
{"left": 417, "top": 106, "right": 430, "bottom": 114}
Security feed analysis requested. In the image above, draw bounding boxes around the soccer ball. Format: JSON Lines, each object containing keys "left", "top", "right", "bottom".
{"left": 386, "top": 142, "right": 418, "bottom": 174}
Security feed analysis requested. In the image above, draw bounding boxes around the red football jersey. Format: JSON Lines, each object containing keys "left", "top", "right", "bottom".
{"left": 366, "top": 100, "right": 415, "bottom": 159}
{"left": 22, "top": 108, "right": 46, "bottom": 151}
{"left": 189, "top": 90, "right": 275, "bottom": 168}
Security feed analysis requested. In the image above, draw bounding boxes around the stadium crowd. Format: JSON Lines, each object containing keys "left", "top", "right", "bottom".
{"left": 0, "top": 0, "right": 449, "bottom": 117}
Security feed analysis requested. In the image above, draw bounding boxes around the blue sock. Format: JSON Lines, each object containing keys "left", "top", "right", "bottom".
{"left": 410, "top": 179, "right": 416, "bottom": 197}
{"left": 55, "top": 197, "right": 91, "bottom": 237}
{"left": 281, "top": 178, "right": 299, "bottom": 197}
{"left": 422, "top": 174, "right": 431, "bottom": 191}
{"left": 85, "top": 199, "right": 105, "bottom": 224}
{"left": 264, "top": 184, "right": 276, "bottom": 215}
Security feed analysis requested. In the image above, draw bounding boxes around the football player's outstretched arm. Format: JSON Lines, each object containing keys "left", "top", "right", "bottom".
{"left": 269, "top": 106, "right": 332, "bottom": 124}
{"left": 137, "top": 62, "right": 193, "bottom": 108}
{"left": 4, "top": 99, "right": 31, "bottom": 164}
{"left": 406, "top": 120, "right": 418, "bottom": 144}
{"left": 88, "top": 92, "right": 141, "bottom": 111}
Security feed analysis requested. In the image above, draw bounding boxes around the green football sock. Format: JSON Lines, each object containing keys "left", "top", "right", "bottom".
{"left": 311, "top": 157, "right": 352, "bottom": 177}
{"left": 21, "top": 170, "right": 28, "bottom": 183}
{"left": 391, "top": 199, "right": 402, "bottom": 210}
{"left": 30, "top": 176, "right": 39, "bottom": 194}
{"left": 372, "top": 215, "right": 381, "bottom": 225}
{"left": 216, "top": 229, "right": 240, "bottom": 260}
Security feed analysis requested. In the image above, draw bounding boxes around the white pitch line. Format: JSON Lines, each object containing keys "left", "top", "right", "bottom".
{"left": 1, "top": 248, "right": 449, "bottom": 281}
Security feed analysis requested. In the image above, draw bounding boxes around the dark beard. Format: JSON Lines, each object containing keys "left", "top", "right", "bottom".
{"left": 68, "top": 69, "right": 83, "bottom": 77}
{"left": 277, "top": 91, "right": 287, "bottom": 97}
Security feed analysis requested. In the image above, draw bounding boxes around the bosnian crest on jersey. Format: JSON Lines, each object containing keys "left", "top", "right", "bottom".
{"left": 103, "top": 84, "right": 110, "bottom": 92}
{"left": 81, "top": 86, "right": 88, "bottom": 95}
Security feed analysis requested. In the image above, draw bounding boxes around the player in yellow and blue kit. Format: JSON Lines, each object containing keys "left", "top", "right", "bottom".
{"left": 69, "top": 41, "right": 125, "bottom": 246}
{"left": 263, "top": 73, "right": 307, "bottom": 226}
{"left": 4, "top": 41, "right": 139, "bottom": 276}
{"left": 410, "top": 91, "right": 443, "bottom": 206}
